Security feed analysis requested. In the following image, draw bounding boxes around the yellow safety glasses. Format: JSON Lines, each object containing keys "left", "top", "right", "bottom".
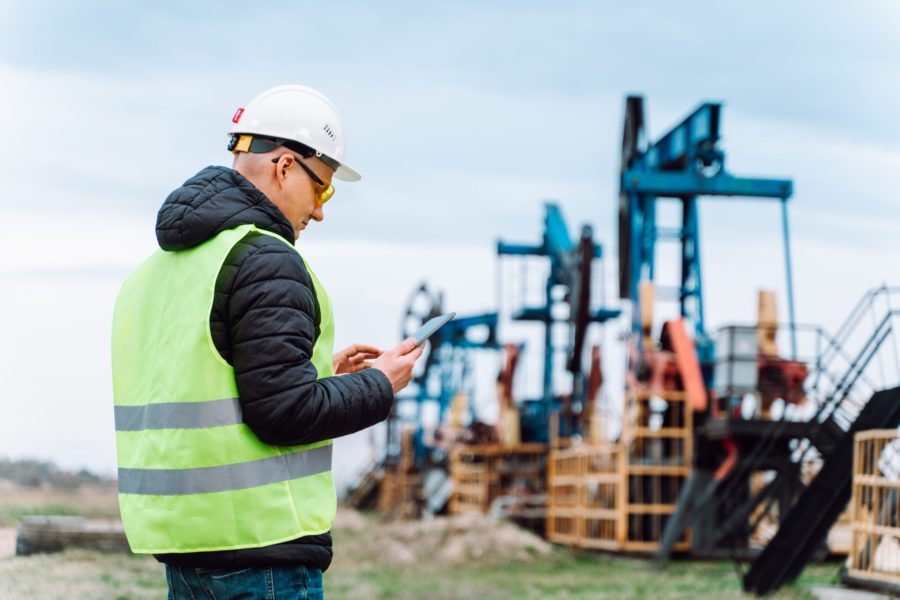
{"left": 272, "top": 154, "right": 335, "bottom": 205}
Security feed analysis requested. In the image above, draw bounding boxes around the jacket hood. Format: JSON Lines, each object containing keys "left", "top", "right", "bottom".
{"left": 156, "top": 166, "right": 294, "bottom": 251}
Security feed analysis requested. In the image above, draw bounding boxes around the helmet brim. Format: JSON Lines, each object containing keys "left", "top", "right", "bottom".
{"left": 334, "top": 163, "right": 361, "bottom": 182}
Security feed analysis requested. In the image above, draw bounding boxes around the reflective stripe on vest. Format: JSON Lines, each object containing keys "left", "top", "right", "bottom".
{"left": 117, "top": 444, "right": 332, "bottom": 495}
{"left": 112, "top": 223, "right": 337, "bottom": 554}
{"left": 114, "top": 398, "right": 242, "bottom": 431}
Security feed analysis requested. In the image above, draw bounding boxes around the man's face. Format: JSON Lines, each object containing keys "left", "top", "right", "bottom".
{"left": 278, "top": 154, "right": 335, "bottom": 239}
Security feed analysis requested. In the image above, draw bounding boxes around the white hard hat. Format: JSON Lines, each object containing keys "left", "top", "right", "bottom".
{"left": 228, "top": 84, "right": 361, "bottom": 182}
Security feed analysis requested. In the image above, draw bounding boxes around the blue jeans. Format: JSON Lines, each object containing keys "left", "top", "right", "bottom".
{"left": 165, "top": 564, "right": 324, "bottom": 600}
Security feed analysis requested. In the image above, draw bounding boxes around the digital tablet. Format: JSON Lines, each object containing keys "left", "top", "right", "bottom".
{"left": 411, "top": 312, "right": 456, "bottom": 347}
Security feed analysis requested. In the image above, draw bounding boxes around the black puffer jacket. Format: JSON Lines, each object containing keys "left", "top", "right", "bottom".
{"left": 152, "top": 165, "right": 394, "bottom": 571}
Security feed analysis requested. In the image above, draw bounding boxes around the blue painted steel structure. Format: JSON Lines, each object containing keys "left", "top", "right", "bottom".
{"left": 399, "top": 303, "right": 500, "bottom": 465}
{"left": 393, "top": 202, "right": 622, "bottom": 458}
{"left": 415, "top": 311, "right": 501, "bottom": 423}
{"left": 498, "top": 202, "right": 620, "bottom": 440}
{"left": 618, "top": 97, "right": 797, "bottom": 359}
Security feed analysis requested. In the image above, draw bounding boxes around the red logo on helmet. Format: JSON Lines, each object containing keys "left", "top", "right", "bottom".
{"left": 232, "top": 108, "right": 245, "bottom": 124}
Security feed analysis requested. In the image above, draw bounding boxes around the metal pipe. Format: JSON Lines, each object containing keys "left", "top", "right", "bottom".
{"left": 781, "top": 197, "right": 798, "bottom": 359}
{"left": 544, "top": 274, "right": 554, "bottom": 402}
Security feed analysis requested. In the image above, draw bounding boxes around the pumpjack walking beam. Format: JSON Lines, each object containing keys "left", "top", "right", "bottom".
{"left": 618, "top": 96, "right": 797, "bottom": 360}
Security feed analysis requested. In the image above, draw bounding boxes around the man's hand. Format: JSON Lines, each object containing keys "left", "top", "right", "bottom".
{"left": 371, "top": 338, "right": 425, "bottom": 394}
{"left": 332, "top": 344, "right": 382, "bottom": 375}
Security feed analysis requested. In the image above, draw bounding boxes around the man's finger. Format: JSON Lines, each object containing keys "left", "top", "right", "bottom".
{"left": 406, "top": 344, "right": 425, "bottom": 362}
{"left": 354, "top": 344, "right": 381, "bottom": 355}
{"left": 350, "top": 353, "right": 376, "bottom": 364}
{"left": 398, "top": 337, "right": 418, "bottom": 354}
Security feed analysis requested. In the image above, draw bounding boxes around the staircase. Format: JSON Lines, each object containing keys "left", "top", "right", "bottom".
{"left": 743, "top": 286, "right": 900, "bottom": 595}
{"left": 656, "top": 287, "right": 900, "bottom": 564}
{"left": 743, "top": 387, "right": 900, "bottom": 595}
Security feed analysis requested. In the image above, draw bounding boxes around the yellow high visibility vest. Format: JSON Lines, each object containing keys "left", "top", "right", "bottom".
{"left": 111, "top": 223, "right": 336, "bottom": 554}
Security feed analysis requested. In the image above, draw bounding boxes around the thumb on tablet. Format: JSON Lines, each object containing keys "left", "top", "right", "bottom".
{"left": 399, "top": 337, "right": 418, "bottom": 355}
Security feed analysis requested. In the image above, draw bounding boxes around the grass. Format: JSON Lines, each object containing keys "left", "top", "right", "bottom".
{"left": 0, "top": 488, "right": 845, "bottom": 599}
{"left": 0, "top": 546, "right": 842, "bottom": 600}
{"left": 0, "top": 549, "right": 167, "bottom": 599}
{"left": 325, "top": 548, "right": 841, "bottom": 600}
{"left": 323, "top": 512, "right": 841, "bottom": 599}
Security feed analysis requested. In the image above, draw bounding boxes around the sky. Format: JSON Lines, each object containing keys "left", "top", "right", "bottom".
{"left": 1, "top": 1, "right": 900, "bottom": 487}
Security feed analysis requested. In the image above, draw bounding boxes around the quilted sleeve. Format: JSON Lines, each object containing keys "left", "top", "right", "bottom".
{"left": 211, "top": 234, "right": 395, "bottom": 446}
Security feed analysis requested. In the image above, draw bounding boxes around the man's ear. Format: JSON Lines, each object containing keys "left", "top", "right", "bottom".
{"left": 273, "top": 155, "right": 292, "bottom": 189}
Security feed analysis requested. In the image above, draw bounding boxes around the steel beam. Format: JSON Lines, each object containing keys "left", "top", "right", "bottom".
{"left": 622, "top": 171, "right": 793, "bottom": 199}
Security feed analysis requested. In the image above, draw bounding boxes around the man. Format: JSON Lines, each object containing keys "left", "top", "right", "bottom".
{"left": 111, "top": 84, "right": 422, "bottom": 599}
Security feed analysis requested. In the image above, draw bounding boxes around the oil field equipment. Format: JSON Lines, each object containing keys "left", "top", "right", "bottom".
{"left": 611, "top": 93, "right": 808, "bottom": 560}
{"left": 611, "top": 97, "right": 900, "bottom": 595}
{"left": 547, "top": 93, "right": 808, "bottom": 557}
{"left": 543, "top": 97, "right": 900, "bottom": 596}
{"left": 349, "top": 94, "right": 900, "bottom": 597}
{"left": 359, "top": 202, "right": 620, "bottom": 522}
{"left": 497, "top": 202, "right": 621, "bottom": 442}
{"left": 740, "top": 287, "right": 900, "bottom": 595}
{"left": 845, "top": 427, "right": 900, "bottom": 593}
{"left": 617, "top": 95, "right": 796, "bottom": 360}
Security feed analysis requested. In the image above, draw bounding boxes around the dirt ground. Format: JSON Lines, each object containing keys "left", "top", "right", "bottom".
{"left": 0, "top": 508, "right": 559, "bottom": 599}
{"left": 0, "top": 483, "right": 120, "bottom": 526}
{"left": 0, "top": 483, "right": 843, "bottom": 599}
{"left": 332, "top": 510, "right": 553, "bottom": 567}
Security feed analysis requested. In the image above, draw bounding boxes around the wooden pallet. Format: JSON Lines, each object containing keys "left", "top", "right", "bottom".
{"left": 378, "top": 468, "right": 423, "bottom": 518}
{"left": 623, "top": 390, "right": 692, "bottom": 551}
{"left": 547, "top": 390, "right": 692, "bottom": 553}
{"left": 847, "top": 430, "right": 900, "bottom": 588}
{"left": 448, "top": 443, "right": 546, "bottom": 516}
{"left": 547, "top": 442, "right": 624, "bottom": 550}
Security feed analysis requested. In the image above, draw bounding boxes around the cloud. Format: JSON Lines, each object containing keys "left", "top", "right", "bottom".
{"left": 0, "top": 211, "right": 500, "bottom": 475}
{"left": 3, "top": 1, "right": 899, "bottom": 247}
{"left": 3, "top": 1, "right": 900, "bottom": 479}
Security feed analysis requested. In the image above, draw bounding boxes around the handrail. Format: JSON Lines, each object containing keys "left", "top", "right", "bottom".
{"left": 696, "top": 296, "right": 900, "bottom": 545}
{"left": 815, "top": 312, "right": 894, "bottom": 429}
{"left": 722, "top": 308, "right": 898, "bottom": 549}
